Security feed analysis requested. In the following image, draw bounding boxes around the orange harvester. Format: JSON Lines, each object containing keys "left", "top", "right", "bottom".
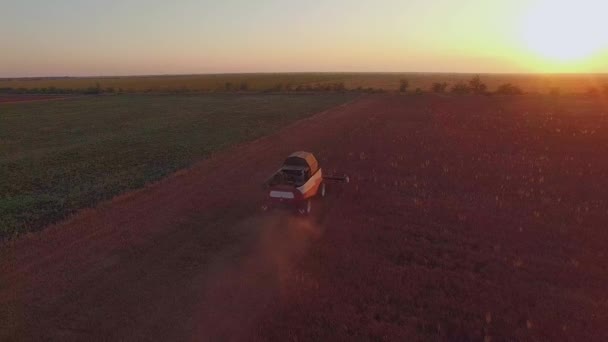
{"left": 263, "top": 151, "right": 349, "bottom": 214}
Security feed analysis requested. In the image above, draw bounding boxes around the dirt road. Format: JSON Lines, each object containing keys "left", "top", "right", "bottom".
{"left": 2, "top": 94, "right": 608, "bottom": 340}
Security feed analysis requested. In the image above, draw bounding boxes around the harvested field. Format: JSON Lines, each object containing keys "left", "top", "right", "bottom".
{"left": 1, "top": 94, "right": 608, "bottom": 340}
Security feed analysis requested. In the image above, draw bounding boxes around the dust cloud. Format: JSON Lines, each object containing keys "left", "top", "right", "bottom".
{"left": 193, "top": 212, "right": 323, "bottom": 341}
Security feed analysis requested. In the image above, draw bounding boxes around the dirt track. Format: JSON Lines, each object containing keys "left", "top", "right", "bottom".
{"left": 2, "top": 94, "right": 608, "bottom": 340}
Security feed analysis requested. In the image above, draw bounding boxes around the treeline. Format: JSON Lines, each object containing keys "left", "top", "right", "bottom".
{"left": 400, "top": 76, "right": 608, "bottom": 96}
{"left": 0, "top": 83, "right": 122, "bottom": 95}
{"left": 398, "top": 75, "right": 524, "bottom": 95}
{"left": 0, "top": 81, "right": 355, "bottom": 94}
{"left": 585, "top": 85, "right": 608, "bottom": 97}
{"left": 226, "top": 82, "right": 349, "bottom": 92}
{"left": 3, "top": 77, "right": 608, "bottom": 96}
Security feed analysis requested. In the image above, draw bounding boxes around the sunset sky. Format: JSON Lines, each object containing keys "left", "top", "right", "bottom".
{"left": 1, "top": 0, "right": 607, "bottom": 77}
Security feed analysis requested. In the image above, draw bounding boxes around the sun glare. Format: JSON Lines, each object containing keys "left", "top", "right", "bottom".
{"left": 522, "top": 0, "right": 608, "bottom": 62}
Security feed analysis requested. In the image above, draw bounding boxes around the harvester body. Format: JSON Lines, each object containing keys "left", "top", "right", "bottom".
{"left": 264, "top": 151, "right": 348, "bottom": 214}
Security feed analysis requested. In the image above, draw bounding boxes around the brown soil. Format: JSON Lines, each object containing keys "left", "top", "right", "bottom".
{"left": 2, "top": 94, "right": 608, "bottom": 341}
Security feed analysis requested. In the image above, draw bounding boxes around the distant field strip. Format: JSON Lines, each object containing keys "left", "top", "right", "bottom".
{"left": 0, "top": 93, "right": 357, "bottom": 238}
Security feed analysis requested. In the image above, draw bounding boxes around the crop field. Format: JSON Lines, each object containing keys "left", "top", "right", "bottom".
{"left": 0, "top": 95, "right": 78, "bottom": 104}
{"left": 1, "top": 93, "right": 608, "bottom": 340}
{"left": 2, "top": 73, "right": 608, "bottom": 94}
{"left": 0, "top": 93, "right": 356, "bottom": 238}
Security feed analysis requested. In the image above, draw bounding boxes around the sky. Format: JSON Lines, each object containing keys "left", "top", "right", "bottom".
{"left": 1, "top": 0, "right": 607, "bottom": 77}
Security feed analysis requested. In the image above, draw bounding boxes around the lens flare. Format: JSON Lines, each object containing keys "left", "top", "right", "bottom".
{"left": 521, "top": 0, "right": 608, "bottom": 62}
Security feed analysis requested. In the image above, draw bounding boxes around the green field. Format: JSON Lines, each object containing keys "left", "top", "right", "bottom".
{"left": 0, "top": 93, "right": 356, "bottom": 239}
{"left": 2, "top": 73, "right": 608, "bottom": 94}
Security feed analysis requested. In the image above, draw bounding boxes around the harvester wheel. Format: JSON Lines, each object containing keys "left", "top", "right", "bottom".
{"left": 299, "top": 200, "right": 312, "bottom": 215}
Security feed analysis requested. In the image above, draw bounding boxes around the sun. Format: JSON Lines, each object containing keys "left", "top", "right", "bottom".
{"left": 521, "top": 0, "right": 608, "bottom": 62}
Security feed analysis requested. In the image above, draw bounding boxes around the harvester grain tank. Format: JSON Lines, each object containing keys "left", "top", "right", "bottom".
{"left": 263, "top": 151, "right": 349, "bottom": 214}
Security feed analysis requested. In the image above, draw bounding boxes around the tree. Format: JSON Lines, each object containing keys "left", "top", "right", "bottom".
{"left": 586, "top": 87, "right": 598, "bottom": 97}
{"left": 603, "top": 84, "right": 608, "bottom": 96}
{"left": 83, "top": 83, "right": 101, "bottom": 95}
{"left": 451, "top": 82, "right": 471, "bottom": 94}
{"left": 495, "top": 83, "right": 523, "bottom": 95}
{"left": 269, "top": 83, "right": 283, "bottom": 92}
{"left": 431, "top": 82, "right": 448, "bottom": 93}
{"left": 549, "top": 87, "right": 561, "bottom": 96}
{"left": 469, "top": 75, "right": 487, "bottom": 94}
{"left": 239, "top": 82, "right": 249, "bottom": 91}
{"left": 399, "top": 79, "right": 409, "bottom": 93}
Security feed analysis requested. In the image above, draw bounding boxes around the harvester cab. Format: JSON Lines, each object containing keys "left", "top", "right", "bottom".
{"left": 263, "top": 151, "right": 349, "bottom": 215}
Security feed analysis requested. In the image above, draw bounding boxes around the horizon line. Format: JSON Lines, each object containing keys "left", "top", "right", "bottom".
{"left": 2, "top": 71, "right": 608, "bottom": 80}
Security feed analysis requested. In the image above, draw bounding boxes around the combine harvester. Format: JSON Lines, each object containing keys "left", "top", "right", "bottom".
{"left": 263, "top": 151, "right": 349, "bottom": 215}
